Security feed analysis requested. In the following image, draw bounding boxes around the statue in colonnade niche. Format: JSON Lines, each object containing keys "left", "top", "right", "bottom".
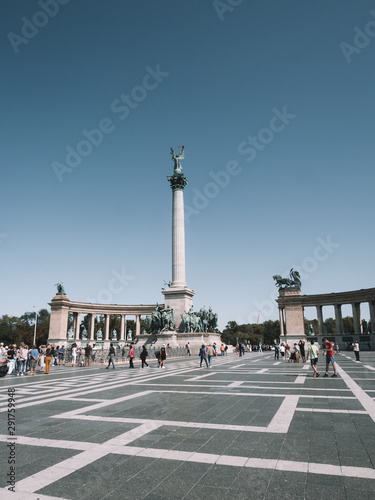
{"left": 308, "top": 323, "right": 315, "bottom": 336}
{"left": 96, "top": 329, "right": 103, "bottom": 340}
{"left": 362, "top": 319, "right": 368, "bottom": 333}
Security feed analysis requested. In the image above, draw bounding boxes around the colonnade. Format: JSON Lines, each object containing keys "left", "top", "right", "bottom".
{"left": 48, "top": 293, "right": 157, "bottom": 345}
{"left": 71, "top": 312, "right": 142, "bottom": 342}
{"left": 277, "top": 287, "right": 375, "bottom": 338}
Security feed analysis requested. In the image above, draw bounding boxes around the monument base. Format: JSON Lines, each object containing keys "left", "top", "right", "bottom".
{"left": 136, "top": 331, "right": 222, "bottom": 355}
{"left": 162, "top": 286, "right": 195, "bottom": 331}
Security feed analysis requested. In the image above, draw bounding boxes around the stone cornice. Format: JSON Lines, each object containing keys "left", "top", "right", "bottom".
{"left": 277, "top": 287, "right": 375, "bottom": 307}
{"left": 49, "top": 295, "right": 159, "bottom": 316}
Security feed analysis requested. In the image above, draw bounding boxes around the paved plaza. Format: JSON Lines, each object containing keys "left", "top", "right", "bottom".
{"left": 1, "top": 351, "right": 375, "bottom": 499}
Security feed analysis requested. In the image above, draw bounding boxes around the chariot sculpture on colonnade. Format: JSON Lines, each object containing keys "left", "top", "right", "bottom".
{"left": 273, "top": 268, "right": 301, "bottom": 289}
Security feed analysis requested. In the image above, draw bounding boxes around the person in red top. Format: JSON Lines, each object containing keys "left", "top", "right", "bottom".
{"left": 322, "top": 338, "right": 337, "bottom": 377}
{"left": 127, "top": 344, "right": 135, "bottom": 369}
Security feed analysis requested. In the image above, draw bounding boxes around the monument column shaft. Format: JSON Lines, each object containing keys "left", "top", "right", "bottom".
{"left": 172, "top": 188, "right": 186, "bottom": 287}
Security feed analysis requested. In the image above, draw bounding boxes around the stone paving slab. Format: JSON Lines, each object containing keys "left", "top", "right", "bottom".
{"left": 1, "top": 351, "right": 375, "bottom": 499}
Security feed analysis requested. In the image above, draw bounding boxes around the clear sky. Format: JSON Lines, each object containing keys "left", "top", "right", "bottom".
{"left": 1, "top": 0, "right": 374, "bottom": 330}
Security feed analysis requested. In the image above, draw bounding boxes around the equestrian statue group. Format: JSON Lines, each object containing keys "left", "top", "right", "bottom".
{"left": 145, "top": 305, "right": 218, "bottom": 334}
{"left": 273, "top": 268, "right": 301, "bottom": 289}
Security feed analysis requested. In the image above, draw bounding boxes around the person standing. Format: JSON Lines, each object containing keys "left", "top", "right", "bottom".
{"left": 322, "top": 337, "right": 338, "bottom": 377}
{"left": 206, "top": 344, "right": 215, "bottom": 367}
{"left": 140, "top": 345, "right": 149, "bottom": 368}
{"left": 299, "top": 340, "right": 306, "bottom": 363}
{"left": 106, "top": 343, "right": 116, "bottom": 369}
{"left": 128, "top": 344, "right": 135, "bottom": 368}
{"left": 84, "top": 344, "right": 92, "bottom": 366}
{"left": 199, "top": 344, "right": 208, "bottom": 368}
{"left": 307, "top": 340, "right": 320, "bottom": 377}
{"left": 71, "top": 344, "right": 77, "bottom": 367}
{"left": 58, "top": 345, "right": 65, "bottom": 366}
{"left": 274, "top": 344, "right": 280, "bottom": 360}
{"left": 7, "top": 345, "right": 17, "bottom": 375}
{"left": 29, "top": 345, "right": 40, "bottom": 375}
{"left": 159, "top": 344, "right": 167, "bottom": 369}
{"left": 186, "top": 342, "right": 191, "bottom": 356}
{"left": 280, "top": 343, "right": 285, "bottom": 360}
{"left": 45, "top": 344, "right": 52, "bottom": 374}
{"left": 17, "top": 345, "right": 28, "bottom": 376}
{"left": 353, "top": 341, "right": 360, "bottom": 361}
{"left": 39, "top": 345, "right": 46, "bottom": 372}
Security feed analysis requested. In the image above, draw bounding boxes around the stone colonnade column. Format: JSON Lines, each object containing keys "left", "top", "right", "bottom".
{"left": 74, "top": 312, "right": 80, "bottom": 341}
{"left": 352, "top": 303, "right": 361, "bottom": 335}
{"left": 120, "top": 315, "right": 125, "bottom": 341}
{"left": 136, "top": 315, "right": 141, "bottom": 336}
{"left": 90, "top": 314, "right": 95, "bottom": 341}
{"left": 105, "top": 314, "right": 110, "bottom": 341}
{"left": 316, "top": 305, "right": 324, "bottom": 335}
{"left": 369, "top": 301, "right": 375, "bottom": 333}
{"left": 279, "top": 307, "right": 285, "bottom": 336}
{"left": 334, "top": 304, "right": 343, "bottom": 335}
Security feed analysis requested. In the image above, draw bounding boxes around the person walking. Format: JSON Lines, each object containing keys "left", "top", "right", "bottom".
{"left": 322, "top": 337, "right": 338, "bottom": 377}
{"left": 128, "top": 344, "right": 135, "bottom": 368}
{"left": 140, "top": 345, "right": 149, "bottom": 368}
{"left": 206, "top": 344, "right": 215, "bottom": 367}
{"left": 159, "top": 344, "right": 167, "bottom": 368}
{"left": 353, "top": 341, "right": 360, "bottom": 361}
{"left": 186, "top": 342, "right": 191, "bottom": 356}
{"left": 106, "top": 343, "right": 116, "bottom": 369}
{"left": 280, "top": 343, "right": 285, "bottom": 360}
{"left": 299, "top": 340, "right": 306, "bottom": 363}
{"left": 199, "top": 344, "right": 208, "bottom": 368}
{"left": 307, "top": 340, "right": 320, "bottom": 377}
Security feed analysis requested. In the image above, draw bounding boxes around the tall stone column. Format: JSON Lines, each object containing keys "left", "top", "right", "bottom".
{"left": 162, "top": 147, "right": 195, "bottom": 330}
{"left": 334, "top": 304, "right": 343, "bottom": 335}
{"left": 120, "top": 315, "right": 125, "bottom": 341}
{"left": 316, "top": 305, "right": 324, "bottom": 335}
{"left": 369, "top": 301, "right": 375, "bottom": 334}
{"left": 279, "top": 307, "right": 285, "bottom": 336}
{"left": 48, "top": 293, "right": 70, "bottom": 345}
{"left": 352, "top": 303, "right": 361, "bottom": 335}
{"left": 136, "top": 315, "right": 141, "bottom": 336}
{"left": 75, "top": 312, "right": 81, "bottom": 341}
{"left": 90, "top": 313, "right": 95, "bottom": 341}
{"left": 105, "top": 314, "right": 110, "bottom": 341}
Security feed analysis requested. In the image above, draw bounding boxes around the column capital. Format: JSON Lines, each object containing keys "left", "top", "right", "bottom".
{"left": 167, "top": 173, "right": 188, "bottom": 190}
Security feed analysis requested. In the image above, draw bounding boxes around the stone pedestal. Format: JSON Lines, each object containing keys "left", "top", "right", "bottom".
{"left": 48, "top": 294, "right": 70, "bottom": 345}
{"left": 277, "top": 287, "right": 306, "bottom": 341}
{"left": 162, "top": 286, "right": 195, "bottom": 331}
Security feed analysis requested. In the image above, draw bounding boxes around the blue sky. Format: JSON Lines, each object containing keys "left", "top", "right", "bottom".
{"left": 1, "top": 0, "right": 375, "bottom": 329}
